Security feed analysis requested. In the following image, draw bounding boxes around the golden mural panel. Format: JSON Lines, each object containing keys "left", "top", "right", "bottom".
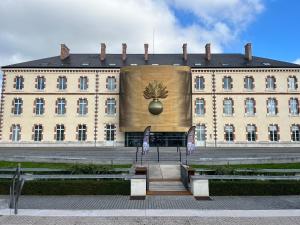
{"left": 119, "top": 65, "right": 192, "bottom": 132}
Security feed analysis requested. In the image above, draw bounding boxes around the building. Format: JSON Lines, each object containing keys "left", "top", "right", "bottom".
{"left": 1, "top": 43, "right": 300, "bottom": 147}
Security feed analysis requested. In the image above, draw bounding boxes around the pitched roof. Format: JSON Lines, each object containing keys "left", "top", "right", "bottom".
{"left": 2, "top": 53, "right": 300, "bottom": 69}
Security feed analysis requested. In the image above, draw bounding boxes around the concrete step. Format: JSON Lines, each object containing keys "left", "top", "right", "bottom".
{"left": 147, "top": 190, "right": 191, "bottom": 195}
{"left": 149, "top": 181, "right": 187, "bottom": 192}
{"left": 148, "top": 164, "right": 181, "bottom": 180}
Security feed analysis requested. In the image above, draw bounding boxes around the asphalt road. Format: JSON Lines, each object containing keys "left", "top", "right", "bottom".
{"left": 0, "top": 147, "right": 300, "bottom": 164}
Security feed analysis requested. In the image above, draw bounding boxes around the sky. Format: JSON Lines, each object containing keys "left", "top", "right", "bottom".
{"left": 0, "top": 0, "right": 300, "bottom": 77}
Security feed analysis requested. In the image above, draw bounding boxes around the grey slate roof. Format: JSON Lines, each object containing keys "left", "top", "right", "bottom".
{"left": 2, "top": 53, "right": 300, "bottom": 69}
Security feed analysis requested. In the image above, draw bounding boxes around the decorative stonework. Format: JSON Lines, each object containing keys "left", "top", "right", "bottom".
{"left": 143, "top": 80, "right": 168, "bottom": 115}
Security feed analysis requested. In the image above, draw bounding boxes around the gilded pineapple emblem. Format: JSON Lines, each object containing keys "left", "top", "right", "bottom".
{"left": 143, "top": 80, "right": 168, "bottom": 115}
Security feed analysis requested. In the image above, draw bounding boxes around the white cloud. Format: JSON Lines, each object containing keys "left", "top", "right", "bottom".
{"left": 293, "top": 58, "right": 300, "bottom": 65}
{"left": 0, "top": 0, "right": 264, "bottom": 67}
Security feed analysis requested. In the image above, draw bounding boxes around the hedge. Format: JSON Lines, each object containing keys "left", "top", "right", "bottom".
{"left": 0, "top": 179, "right": 130, "bottom": 195}
{"left": 210, "top": 180, "right": 300, "bottom": 196}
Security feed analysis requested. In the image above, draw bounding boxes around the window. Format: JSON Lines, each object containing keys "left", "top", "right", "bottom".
{"left": 195, "top": 76, "right": 205, "bottom": 90}
{"left": 267, "top": 98, "right": 277, "bottom": 115}
{"left": 33, "top": 124, "right": 43, "bottom": 141}
{"left": 266, "top": 76, "right": 276, "bottom": 90}
{"left": 77, "top": 124, "right": 87, "bottom": 141}
{"left": 196, "top": 124, "right": 206, "bottom": 141}
{"left": 245, "top": 98, "right": 255, "bottom": 115}
{"left": 79, "top": 76, "right": 88, "bottom": 90}
{"left": 105, "top": 124, "right": 116, "bottom": 141}
{"left": 105, "top": 98, "right": 116, "bottom": 115}
{"left": 244, "top": 76, "right": 254, "bottom": 90}
{"left": 57, "top": 76, "right": 67, "bottom": 90}
{"left": 55, "top": 124, "right": 65, "bottom": 141}
{"left": 34, "top": 98, "right": 45, "bottom": 115}
{"left": 223, "top": 98, "right": 233, "bottom": 115}
{"left": 12, "top": 98, "right": 23, "bottom": 115}
{"left": 288, "top": 76, "right": 298, "bottom": 90}
{"left": 223, "top": 76, "right": 232, "bottom": 90}
{"left": 289, "top": 98, "right": 299, "bottom": 115}
{"left": 195, "top": 98, "right": 205, "bottom": 115}
{"left": 35, "top": 76, "right": 45, "bottom": 90}
{"left": 269, "top": 125, "right": 279, "bottom": 142}
{"left": 246, "top": 125, "right": 256, "bottom": 142}
{"left": 291, "top": 125, "right": 300, "bottom": 142}
{"left": 224, "top": 125, "right": 234, "bottom": 142}
{"left": 78, "top": 98, "right": 88, "bottom": 115}
{"left": 56, "top": 98, "right": 66, "bottom": 115}
{"left": 10, "top": 124, "right": 21, "bottom": 142}
{"left": 14, "top": 76, "right": 24, "bottom": 90}
{"left": 106, "top": 76, "right": 116, "bottom": 91}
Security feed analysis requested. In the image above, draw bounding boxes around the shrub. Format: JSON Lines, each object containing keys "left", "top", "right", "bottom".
{"left": 68, "top": 164, "right": 120, "bottom": 174}
{"left": 210, "top": 180, "right": 300, "bottom": 196}
{"left": 0, "top": 179, "right": 130, "bottom": 195}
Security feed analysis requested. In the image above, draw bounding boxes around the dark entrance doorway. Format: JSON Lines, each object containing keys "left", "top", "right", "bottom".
{"left": 125, "top": 132, "right": 186, "bottom": 147}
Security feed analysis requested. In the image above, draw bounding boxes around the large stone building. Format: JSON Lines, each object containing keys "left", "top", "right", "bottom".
{"left": 1, "top": 43, "right": 300, "bottom": 147}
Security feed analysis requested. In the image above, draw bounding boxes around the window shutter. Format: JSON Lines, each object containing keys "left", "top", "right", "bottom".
{"left": 13, "top": 77, "right": 16, "bottom": 89}
{"left": 255, "top": 125, "right": 258, "bottom": 140}
{"left": 78, "top": 77, "right": 81, "bottom": 89}
{"left": 57, "top": 77, "right": 59, "bottom": 89}
{"left": 194, "top": 77, "right": 197, "bottom": 89}
{"left": 244, "top": 99, "right": 247, "bottom": 113}
{"left": 86, "top": 77, "right": 89, "bottom": 89}
{"left": 33, "top": 99, "right": 36, "bottom": 114}
{"left": 289, "top": 99, "right": 291, "bottom": 114}
{"left": 298, "top": 98, "right": 300, "bottom": 114}
{"left": 194, "top": 99, "right": 197, "bottom": 113}
{"left": 77, "top": 99, "right": 79, "bottom": 114}
{"left": 106, "top": 77, "right": 109, "bottom": 89}
{"left": 275, "top": 99, "right": 278, "bottom": 114}
{"left": 254, "top": 99, "right": 256, "bottom": 114}
{"left": 54, "top": 126, "right": 57, "bottom": 140}
{"left": 296, "top": 78, "right": 298, "bottom": 89}
{"left": 244, "top": 78, "right": 246, "bottom": 89}
{"left": 32, "top": 125, "right": 35, "bottom": 140}
{"left": 105, "top": 100, "right": 108, "bottom": 113}
{"left": 230, "top": 77, "right": 233, "bottom": 89}
{"left": 274, "top": 77, "right": 276, "bottom": 89}
{"left": 203, "top": 99, "right": 206, "bottom": 114}
{"left": 44, "top": 77, "right": 46, "bottom": 89}
{"left": 232, "top": 99, "right": 234, "bottom": 114}
{"left": 277, "top": 125, "right": 280, "bottom": 141}
{"left": 76, "top": 126, "right": 79, "bottom": 140}
{"left": 64, "top": 99, "right": 67, "bottom": 114}
{"left": 266, "top": 99, "right": 269, "bottom": 113}
{"left": 55, "top": 100, "right": 58, "bottom": 114}
{"left": 222, "top": 77, "right": 224, "bottom": 89}
{"left": 11, "top": 100, "right": 14, "bottom": 114}
{"left": 18, "top": 125, "right": 21, "bottom": 141}
{"left": 35, "top": 77, "right": 37, "bottom": 89}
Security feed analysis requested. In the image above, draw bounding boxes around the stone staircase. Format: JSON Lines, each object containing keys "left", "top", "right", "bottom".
{"left": 147, "top": 164, "right": 190, "bottom": 195}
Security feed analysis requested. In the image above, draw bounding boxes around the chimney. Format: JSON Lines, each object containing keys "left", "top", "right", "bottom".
{"left": 205, "top": 43, "right": 211, "bottom": 61}
{"left": 245, "top": 43, "right": 252, "bottom": 61}
{"left": 144, "top": 43, "right": 149, "bottom": 61}
{"left": 60, "top": 44, "right": 70, "bottom": 60}
{"left": 100, "top": 43, "right": 106, "bottom": 61}
{"left": 182, "top": 43, "right": 187, "bottom": 61}
{"left": 122, "top": 43, "right": 127, "bottom": 61}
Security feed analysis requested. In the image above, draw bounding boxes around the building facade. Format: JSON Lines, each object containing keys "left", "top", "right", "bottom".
{"left": 1, "top": 43, "right": 300, "bottom": 147}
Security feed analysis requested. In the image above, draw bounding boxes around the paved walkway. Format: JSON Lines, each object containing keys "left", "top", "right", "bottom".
{"left": 1, "top": 146, "right": 300, "bottom": 164}
{"left": 1, "top": 215, "right": 300, "bottom": 225}
{"left": 1, "top": 195, "right": 300, "bottom": 210}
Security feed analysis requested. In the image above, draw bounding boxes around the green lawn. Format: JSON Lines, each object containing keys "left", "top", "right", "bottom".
{"left": 0, "top": 161, "right": 132, "bottom": 169}
{"left": 191, "top": 163, "right": 300, "bottom": 170}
